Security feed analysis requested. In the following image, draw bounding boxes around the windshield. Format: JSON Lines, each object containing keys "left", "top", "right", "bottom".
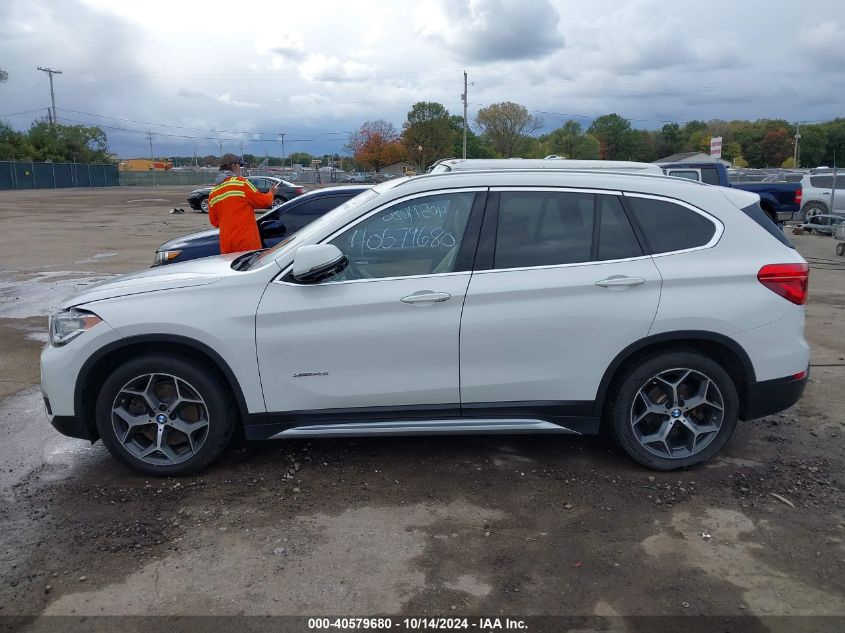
{"left": 248, "top": 177, "right": 410, "bottom": 269}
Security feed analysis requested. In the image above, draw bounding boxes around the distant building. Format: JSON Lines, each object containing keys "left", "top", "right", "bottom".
{"left": 118, "top": 159, "right": 173, "bottom": 172}
{"left": 381, "top": 161, "right": 417, "bottom": 175}
{"left": 654, "top": 152, "right": 731, "bottom": 167}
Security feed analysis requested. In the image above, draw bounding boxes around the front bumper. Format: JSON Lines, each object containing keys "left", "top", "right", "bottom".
{"left": 40, "top": 319, "right": 121, "bottom": 438}
{"left": 187, "top": 197, "right": 203, "bottom": 210}
{"left": 743, "top": 369, "right": 808, "bottom": 420}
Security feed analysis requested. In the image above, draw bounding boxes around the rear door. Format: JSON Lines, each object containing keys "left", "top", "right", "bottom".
{"left": 459, "top": 188, "right": 662, "bottom": 413}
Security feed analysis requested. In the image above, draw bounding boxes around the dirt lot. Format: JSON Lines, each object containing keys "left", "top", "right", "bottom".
{"left": 0, "top": 187, "right": 843, "bottom": 627}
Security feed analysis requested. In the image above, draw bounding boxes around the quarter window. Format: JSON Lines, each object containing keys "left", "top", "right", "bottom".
{"left": 326, "top": 192, "right": 475, "bottom": 281}
{"left": 626, "top": 196, "right": 716, "bottom": 254}
{"left": 700, "top": 168, "right": 720, "bottom": 185}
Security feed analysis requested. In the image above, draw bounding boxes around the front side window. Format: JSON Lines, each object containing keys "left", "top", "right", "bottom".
{"left": 326, "top": 192, "right": 475, "bottom": 281}
{"left": 627, "top": 196, "right": 717, "bottom": 254}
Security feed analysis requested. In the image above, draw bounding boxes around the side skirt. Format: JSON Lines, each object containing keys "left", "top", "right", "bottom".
{"left": 243, "top": 401, "right": 599, "bottom": 441}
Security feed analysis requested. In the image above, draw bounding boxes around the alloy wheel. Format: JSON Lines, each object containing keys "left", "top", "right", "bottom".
{"left": 200, "top": 198, "right": 209, "bottom": 213}
{"left": 111, "top": 373, "right": 210, "bottom": 465}
{"left": 630, "top": 368, "right": 724, "bottom": 459}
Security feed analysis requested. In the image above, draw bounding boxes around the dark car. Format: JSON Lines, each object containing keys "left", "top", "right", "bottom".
{"left": 155, "top": 185, "right": 370, "bottom": 266}
{"left": 186, "top": 176, "right": 307, "bottom": 213}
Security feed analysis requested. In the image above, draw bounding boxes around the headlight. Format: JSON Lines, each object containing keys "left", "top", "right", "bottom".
{"left": 49, "top": 308, "right": 102, "bottom": 347}
{"left": 154, "top": 250, "right": 182, "bottom": 266}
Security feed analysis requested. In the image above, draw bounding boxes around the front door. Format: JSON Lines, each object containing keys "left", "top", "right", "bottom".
{"left": 256, "top": 189, "right": 481, "bottom": 414}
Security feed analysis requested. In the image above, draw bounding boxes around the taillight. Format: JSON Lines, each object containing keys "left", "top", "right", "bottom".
{"left": 757, "top": 263, "right": 809, "bottom": 305}
{"left": 296, "top": 187, "right": 305, "bottom": 194}
{"left": 794, "top": 188, "right": 802, "bottom": 205}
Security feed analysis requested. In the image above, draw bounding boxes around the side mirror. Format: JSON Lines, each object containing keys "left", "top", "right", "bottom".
{"left": 259, "top": 219, "right": 286, "bottom": 237}
{"left": 292, "top": 244, "right": 347, "bottom": 283}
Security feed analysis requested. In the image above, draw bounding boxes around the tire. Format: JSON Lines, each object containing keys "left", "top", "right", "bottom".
{"left": 802, "top": 201, "right": 827, "bottom": 221}
{"left": 608, "top": 350, "right": 739, "bottom": 471}
{"left": 836, "top": 242, "right": 845, "bottom": 257}
{"left": 95, "top": 354, "right": 237, "bottom": 476}
{"left": 200, "top": 198, "right": 209, "bottom": 213}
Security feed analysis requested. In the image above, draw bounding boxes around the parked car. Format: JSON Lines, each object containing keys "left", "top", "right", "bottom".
{"left": 154, "top": 186, "right": 371, "bottom": 266}
{"left": 800, "top": 213, "right": 845, "bottom": 235}
{"left": 661, "top": 162, "right": 802, "bottom": 223}
{"left": 186, "top": 176, "right": 306, "bottom": 213}
{"left": 42, "top": 170, "right": 809, "bottom": 476}
{"left": 799, "top": 172, "right": 845, "bottom": 220}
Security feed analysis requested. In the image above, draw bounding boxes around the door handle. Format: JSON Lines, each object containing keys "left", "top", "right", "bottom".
{"left": 400, "top": 291, "right": 451, "bottom": 304}
{"left": 595, "top": 276, "right": 646, "bottom": 288}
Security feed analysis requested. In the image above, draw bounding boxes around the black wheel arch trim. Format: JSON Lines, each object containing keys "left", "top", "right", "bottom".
{"left": 74, "top": 334, "right": 251, "bottom": 438}
{"left": 593, "top": 330, "right": 757, "bottom": 418}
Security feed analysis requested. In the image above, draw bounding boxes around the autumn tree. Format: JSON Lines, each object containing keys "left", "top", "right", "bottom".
{"left": 587, "top": 113, "right": 635, "bottom": 159}
{"left": 348, "top": 120, "right": 405, "bottom": 172}
{"left": 760, "top": 129, "right": 793, "bottom": 167}
{"left": 475, "top": 101, "right": 542, "bottom": 157}
{"left": 401, "top": 102, "right": 455, "bottom": 171}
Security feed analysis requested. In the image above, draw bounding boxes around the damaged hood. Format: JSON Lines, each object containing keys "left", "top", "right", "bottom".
{"left": 59, "top": 255, "right": 243, "bottom": 309}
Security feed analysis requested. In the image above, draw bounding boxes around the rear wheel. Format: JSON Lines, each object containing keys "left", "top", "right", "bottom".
{"left": 803, "top": 201, "right": 827, "bottom": 221}
{"left": 836, "top": 242, "right": 845, "bottom": 257}
{"left": 608, "top": 351, "right": 739, "bottom": 470}
{"left": 95, "top": 354, "right": 236, "bottom": 476}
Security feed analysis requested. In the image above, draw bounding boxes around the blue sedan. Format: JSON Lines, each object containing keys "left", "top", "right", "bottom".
{"left": 154, "top": 185, "right": 370, "bottom": 266}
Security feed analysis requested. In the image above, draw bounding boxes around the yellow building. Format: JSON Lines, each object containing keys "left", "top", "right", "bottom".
{"left": 119, "top": 159, "right": 173, "bottom": 172}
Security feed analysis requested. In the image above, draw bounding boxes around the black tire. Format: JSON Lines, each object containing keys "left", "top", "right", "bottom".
{"left": 802, "top": 201, "right": 827, "bottom": 221}
{"left": 836, "top": 242, "right": 845, "bottom": 257}
{"left": 95, "top": 354, "right": 237, "bottom": 476}
{"left": 608, "top": 350, "right": 739, "bottom": 471}
{"left": 200, "top": 198, "right": 210, "bottom": 214}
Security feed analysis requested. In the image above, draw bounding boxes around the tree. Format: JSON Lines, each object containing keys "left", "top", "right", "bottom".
{"left": 587, "top": 113, "right": 634, "bottom": 159}
{"left": 348, "top": 120, "right": 405, "bottom": 172}
{"left": 26, "top": 122, "right": 109, "bottom": 162}
{"left": 474, "top": 101, "right": 542, "bottom": 157}
{"left": 448, "top": 115, "right": 496, "bottom": 159}
{"left": 656, "top": 122, "right": 682, "bottom": 157}
{"left": 0, "top": 68, "right": 7, "bottom": 83}
{"left": 629, "top": 130, "right": 657, "bottom": 162}
{"left": 0, "top": 121, "right": 36, "bottom": 160}
{"left": 721, "top": 141, "right": 743, "bottom": 163}
{"left": 288, "top": 151, "right": 314, "bottom": 166}
{"left": 401, "top": 101, "right": 455, "bottom": 171}
{"left": 797, "top": 125, "right": 827, "bottom": 167}
{"left": 760, "top": 128, "right": 792, "bottom": 167}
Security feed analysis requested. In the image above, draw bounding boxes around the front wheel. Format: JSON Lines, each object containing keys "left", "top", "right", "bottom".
{"left": 608, "top": 351, "right": 739, "bottom": 470}
{"left": 836, "top": 242, "right": 845, "bottom": 257}
{"left": 200, "top": 198, "right": 209, "bottom": 213}
{"left": 95, "top": 354, "right": 237, "bottom": 476}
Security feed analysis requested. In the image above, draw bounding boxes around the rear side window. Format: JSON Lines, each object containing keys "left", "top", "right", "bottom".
{"left": 626, "top": 196, "right": 716, "bottom": 254}
{"left": 597, "top": 196, "right": 643, "bottom": 261}
{"left": 810, "top": 175, "right": 845, "bottom": 189}
{"left": 495, "top": 192, "right": 594, "bottom": 268}
{"left": 741, "top": 202, "right": 794, "bottom": 248}
{"left": 700, "top": 168, "right": 720, "bottom": 185}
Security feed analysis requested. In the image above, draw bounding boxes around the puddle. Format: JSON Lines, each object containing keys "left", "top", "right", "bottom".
{"left": 75, "top": 253, "right": 118, "bottom": 264}
{"left": 0, "top": 271, "right": 115, "bottom": 319}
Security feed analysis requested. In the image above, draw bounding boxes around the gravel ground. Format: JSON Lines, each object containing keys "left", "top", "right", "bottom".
{"left": 0, "top": 187, "right": 843, "bottom": 626}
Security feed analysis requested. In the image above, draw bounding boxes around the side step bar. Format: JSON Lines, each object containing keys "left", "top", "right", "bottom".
{"left": 269, "top": 418, "right": 580, "bottom": 439}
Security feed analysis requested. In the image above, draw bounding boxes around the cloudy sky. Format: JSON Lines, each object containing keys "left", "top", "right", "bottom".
{"left": 1, "top": 0, "right": 843, "bottom": 159}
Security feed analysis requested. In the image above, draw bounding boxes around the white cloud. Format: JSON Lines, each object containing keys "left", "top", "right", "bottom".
{"left": 216, "top": 93, "right": 260, "bottom": 108}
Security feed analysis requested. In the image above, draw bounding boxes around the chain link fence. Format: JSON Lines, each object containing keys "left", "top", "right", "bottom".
{"left": 0, "top": 161, "right": 119, "bottom": 190}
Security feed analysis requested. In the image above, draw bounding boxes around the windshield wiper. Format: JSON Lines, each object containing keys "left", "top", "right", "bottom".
{"left": 231, "top": 249, "right": 264, "bottom": 271}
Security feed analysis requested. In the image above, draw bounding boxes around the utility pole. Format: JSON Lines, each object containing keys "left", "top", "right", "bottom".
{"left": 279, "top": 133, "right": 286, "bottom": 172}
{"left": 36, "top": 66, "right": 62, "bottom": 126}
{"left": 793, "top": 124, "right": 801, "bottom": 169}
{"left": 461, "top": 71, "right": 468, "bottom": 159}
{"left": 147, "top": 131, "right": 154, "bottom": 160}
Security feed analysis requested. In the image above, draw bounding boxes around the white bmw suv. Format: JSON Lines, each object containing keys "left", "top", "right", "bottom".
{"left": 41, "top": 170, "right": 810, "bottom": 475}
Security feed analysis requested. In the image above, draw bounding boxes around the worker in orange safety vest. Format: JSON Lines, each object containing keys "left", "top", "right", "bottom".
{"left": 208, "top": 154, "right": 277, "bottom": 254}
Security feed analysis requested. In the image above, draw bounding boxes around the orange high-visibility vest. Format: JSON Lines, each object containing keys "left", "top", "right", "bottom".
{"left": 208, "top": 177, "right": 273, "bottom": 254}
